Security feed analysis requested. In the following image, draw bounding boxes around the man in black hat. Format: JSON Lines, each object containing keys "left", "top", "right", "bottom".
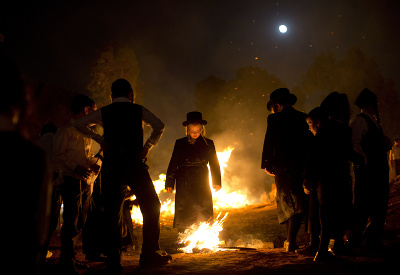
{"left": 165, "top": 111, "right": 221, "bottom": 233}
{"left": 349, "top": 88, "right": 391, "bottom": 249}
{"left": 261, "top": 88, "right": 311, "bottom": 252}
{"left": 75, "top": 78, "right": 171, "bottom": 270}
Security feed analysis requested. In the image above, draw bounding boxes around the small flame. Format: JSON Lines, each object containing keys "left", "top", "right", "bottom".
{"left": 177, "top": 212, "right": 229, "bottom": 253}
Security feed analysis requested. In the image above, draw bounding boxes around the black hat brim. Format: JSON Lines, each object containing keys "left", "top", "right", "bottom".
{"left": 182, "top": 120, "right": 208, "bottom": 126}
{"left": 267, "top": 93, "right": 297, "bottom": 111}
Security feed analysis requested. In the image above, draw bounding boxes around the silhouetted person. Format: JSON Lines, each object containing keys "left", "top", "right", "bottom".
{"left": 299, "top": 92, "right": 353, "bottom": 259}
{"left": 53, "top": 95, "right": 101, "bottom": 274}
{"left": 0, "top": 52, "right": 52, "bottom": 275}
{"left": 261, "top": 88, "right": 311, "bottom": 252}
{"left": 75, "top": 78, "right": 171, "bottom": 271}
{"left": 303, "top": 105, "right": 353, "bottom": 262}
{"left": 165, "top": 112, "right": 221, "bottom": 233}
{"left": 350, "top": 88, "right": 391, "bottom": 249}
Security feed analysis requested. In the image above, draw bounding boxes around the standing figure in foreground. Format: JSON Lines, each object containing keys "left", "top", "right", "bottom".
{"left": 53, "top": 94, "right": 101, "bottom": 274}
{"left": 0, "top": 52, "right": 52, "bottom": 275}
{"left": 303, "top": 105, "right": 353, "bottom": 262}
{"left": 165, "top": 112, "right": 221, "bottom": 232}
{"left": 75, "top": 78, "right": 171, "bottom": 271}
{"left": 350, "top": 88, "right": 391, "bottom": 249}
{"left": 261, "top": 88, "right": 311, "bottom": 252}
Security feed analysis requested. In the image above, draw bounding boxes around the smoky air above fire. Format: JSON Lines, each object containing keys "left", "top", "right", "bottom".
{"left": 2, "top": 1, "right": 400, "bottom": 204}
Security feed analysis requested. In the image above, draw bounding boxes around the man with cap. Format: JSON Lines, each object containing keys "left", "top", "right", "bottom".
{"left": 349, "top": 88, "right": 391, "bottom": 249}
{"left": 165, "top": 111, "right": 221, "bottom": 233}
{"left": 261, "top": 88, "right": 311, "bottom": 252}
{"left": 75, "top": 78, "right": 171, "bottom": 270}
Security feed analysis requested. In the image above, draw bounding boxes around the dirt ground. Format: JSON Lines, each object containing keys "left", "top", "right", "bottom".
{"left": 46, "top": 183, "right": 400, "bottom": 274}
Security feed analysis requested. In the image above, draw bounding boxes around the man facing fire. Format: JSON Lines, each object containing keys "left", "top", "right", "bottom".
{"left": 165, "top": 111, "right": 221, "bottom": 233}
{"left": 74, "top": 79, "right": 171, "bottom": 270}
{"left": 261, "top": 88, "right": 311, "bottom": 252}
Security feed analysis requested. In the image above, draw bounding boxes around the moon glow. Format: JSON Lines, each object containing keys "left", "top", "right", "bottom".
{"left": 279, "top": 25, "right": 287, "bottom": 33}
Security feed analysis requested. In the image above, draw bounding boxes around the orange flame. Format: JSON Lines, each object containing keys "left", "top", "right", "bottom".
{"left": 177, "top": 212, "right": 229, "bottom": 253}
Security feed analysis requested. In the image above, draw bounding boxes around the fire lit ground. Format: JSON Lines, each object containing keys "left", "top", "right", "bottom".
{"left": 47, "top": 148, "right": 400, "bottom": 274}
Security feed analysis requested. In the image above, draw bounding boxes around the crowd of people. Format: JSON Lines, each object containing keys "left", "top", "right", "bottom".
{"left": 262, "top": 87, "right": 392, "bottom": 262}
{"left": 1, "top": 49, "right": 394, "bottom": 274}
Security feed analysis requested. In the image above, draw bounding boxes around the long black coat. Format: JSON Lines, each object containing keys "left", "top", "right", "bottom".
{"left": 165, "top": 137, "right": 221, "bottom": 229}
{"left": 261, "top": 107, "right": 311, "bottom": 223}
{"left": 303, "top": 120, "right": 353, "bottom": 233}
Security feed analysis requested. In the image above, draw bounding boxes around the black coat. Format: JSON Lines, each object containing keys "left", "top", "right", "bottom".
{"left": 165, "top": 137, "right": 221, "bottom": 228}
{"left": 304, "top": 120, "right": 353, "bottom": 230}
{"left": 261, "top": 107, "right": 311, "bottom": 223}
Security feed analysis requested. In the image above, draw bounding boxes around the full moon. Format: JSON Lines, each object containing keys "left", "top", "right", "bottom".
{"left": 279, "top": 25, "right": 287, "bottom": 33}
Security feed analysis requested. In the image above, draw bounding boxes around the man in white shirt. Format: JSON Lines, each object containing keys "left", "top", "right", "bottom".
{"left": 75, "top": 78, "right": 170, "bottom": 271}
{"left": 53, "top": 95, "right": 101, "bottom": 274}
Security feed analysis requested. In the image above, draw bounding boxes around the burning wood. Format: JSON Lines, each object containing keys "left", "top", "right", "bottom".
{"left": 176, "top": 212, "right": 229, "bottom": 253}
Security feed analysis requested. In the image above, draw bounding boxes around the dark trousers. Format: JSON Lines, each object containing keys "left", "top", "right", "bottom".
{"left": 82, "top": 176, "right": 105, "bottom": 256}
{"left": 102, "top": 159, "right": 161, "bottom": 265}
{"left": 60, "top": 176, "right": 91, "bottom": 262}
{"left": 307, "top": 189, "right": 321, "bottom": 249}
{"left": 40, "top": 184, "right": 62, "bottom": 264}
{"left": 352, "top": 165, "right": 389, "bottom": 246}
{"left": 395, "top": 159, "right": 400, "bottom": 176}
{"left": 122, "top": 205, "right": 137, "bottom": 247}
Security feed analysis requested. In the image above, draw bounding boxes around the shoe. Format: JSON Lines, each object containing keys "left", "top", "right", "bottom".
{"left": 284, "top": 240, "right": 299, "bottom": 252}
{"left": 85, "top": 254, "right": 107, "bottom": 262}
{"left": 313, "top": 251, "right": 343, "bottom": 263}
{"left": 46, "top": 250, "right": 53, "bottom": 258}
{"left": 297, "top": 245, "right": 318, "bottom": 256}
{"left": 139, "top": 250, "right": 172, "bottom": 267}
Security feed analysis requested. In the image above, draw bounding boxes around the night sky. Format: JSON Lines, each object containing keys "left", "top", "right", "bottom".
{"left": 2, "top": 0, "right": 400, "bottom": 198}
{"left": 3, "top": 1, "right": 400, "bottom": 101}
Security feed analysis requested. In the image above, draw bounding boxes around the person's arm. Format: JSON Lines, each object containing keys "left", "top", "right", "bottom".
{"left": 208, "top": 140, "right": 222, "bottom": 191}
{"left": 261, "top": 114, "right": 276, "bottom": 175}
{"left": 74, "top": 109, "right": 104, "bottom": 145}
{"left": 142, "top": 106, "right": 165, "bottom": 152}
{"left": 350, "top": 116, "right": 368, "bottom": 165}
{"left": 165, "top": 140, "right": 179, "bottom": 193}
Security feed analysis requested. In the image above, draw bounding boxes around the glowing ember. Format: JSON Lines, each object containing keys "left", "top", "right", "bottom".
{"left": 177, "top": 212, "right": 229, "bottom": 253}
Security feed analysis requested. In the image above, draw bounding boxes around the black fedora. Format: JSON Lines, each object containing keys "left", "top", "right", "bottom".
{"left": 182, "top": 111, "right": 208, "bottom": 126}
{"left": 267, "top": 88, "right": 297, "bottom": 111}
{"left": 355, "top": 88, "right": 377, "bottom": 109}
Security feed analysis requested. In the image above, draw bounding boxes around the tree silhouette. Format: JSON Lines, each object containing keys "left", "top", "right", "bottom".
{"left": 86, "top": 41, "right": 141, "bottom": 107}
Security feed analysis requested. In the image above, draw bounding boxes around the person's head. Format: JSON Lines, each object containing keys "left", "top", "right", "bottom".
{"left": 306, "top": 107, "right": 328, "bottom": 136}
{"left": 40, "top": 123, "right": 57, "bottom": 136}
{"left": 0, "top": 52, "right": 25, "bottom": 123}
{"left": 182, "top": 111, "right": 207, "bottom": 140}
{"left": 187, "top": 123, "right": 204, "bottom": 140}
{"left": 111, "top": 78, "right": 134, "bottom": 102}
{"left": 71, "top": 94, "right": 96, "bottom": 117}
{"left": 320, "top": 91, "right": 350, "bottom": 125}
{"left": 267, "top": 88, "right": 297, "bottom": 113}
{"left": 355, "top": 88, "right": 378, "bottom": 115}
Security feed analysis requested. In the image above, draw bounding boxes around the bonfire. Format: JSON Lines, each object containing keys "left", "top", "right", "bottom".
{"left": 130, "top": 146, "right": 249, "bottom": 252}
